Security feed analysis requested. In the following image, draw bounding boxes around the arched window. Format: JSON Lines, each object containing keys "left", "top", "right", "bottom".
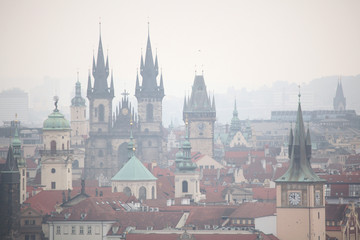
{"left": 98, "top": 104, "right": 105, "bottom": 122}
{"left": 182, "top": 181, "right": 188, "bottom": 193}
{"left": 152, "top": 186, "right": 155, "bottom": 199}
{"left": 146, "top": 104, "right": 153, "bottom": 122}
{"left": 139, "top": 186, "right": 147, "bottom": 200}
{"left": 114, "top": 187, "right": 117, "bottom": 193}
{"left": 123, "top": 187, "right": 131, "bottom": 197}
{"left": 50, "top": 140, "right": 56, "bottom": 154}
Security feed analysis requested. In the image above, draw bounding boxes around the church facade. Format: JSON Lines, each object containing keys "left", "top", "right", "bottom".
{"left": 84, "top": 28, "right": 165, "bottom": 184}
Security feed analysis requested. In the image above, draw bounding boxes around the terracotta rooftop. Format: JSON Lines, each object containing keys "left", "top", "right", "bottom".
{"left": 229, "top": 202, "right": 276, "bottom": 219}
{"left": 326, "top": 204, "right": 347, "bottom": 221}
{"left": 186, "top": 206, "right": 238, "bottom": 228}
{"left": 252, "top": 187, "right": 276, "bottom": 201}
{"left": 321, "top": 174, "right": 360, "bottom": 184}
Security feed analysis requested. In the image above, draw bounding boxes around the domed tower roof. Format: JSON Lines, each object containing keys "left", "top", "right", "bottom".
{"left": 43, "top": 97, "right": 71, "bottom": 131}
{"left": 71, "top": 79, "right": 86, "bottom": 107}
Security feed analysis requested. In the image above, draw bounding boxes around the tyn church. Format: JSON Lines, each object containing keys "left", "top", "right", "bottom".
{"left": 84, "top": 27, "right": 165, "bottom": 184}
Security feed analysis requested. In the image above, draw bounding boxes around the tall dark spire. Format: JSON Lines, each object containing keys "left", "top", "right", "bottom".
{"left": 276, "top": 100, "right": 325, "bottom": 183}
{"left": 88, "top": 23, "right": 112, "bottom": 99}
{"left": 135, "top": 24, "right": 164, "bottom": 99}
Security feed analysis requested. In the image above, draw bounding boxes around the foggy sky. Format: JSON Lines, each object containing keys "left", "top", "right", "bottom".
{"left": 1, "top": 0, "right": 360, "bottom": 110}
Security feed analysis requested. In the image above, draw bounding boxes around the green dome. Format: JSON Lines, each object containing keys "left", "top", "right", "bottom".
{"left": 43, "top": 110, "right": 71, "bottom": 130}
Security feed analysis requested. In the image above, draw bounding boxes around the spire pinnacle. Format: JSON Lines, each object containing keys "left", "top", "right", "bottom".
{"left": 298, "top": 85, "right": 301, "bottom": 104}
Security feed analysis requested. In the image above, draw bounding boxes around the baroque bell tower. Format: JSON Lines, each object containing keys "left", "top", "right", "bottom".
{"left": 275, "top": 94, "right": 326, "bottom": 240}
{"left": 135, "top": 25, "right": 165, "bottom": 163}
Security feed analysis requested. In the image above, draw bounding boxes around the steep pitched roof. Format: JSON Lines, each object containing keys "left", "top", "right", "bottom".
{"left": 111, "top": 156, "right": 157, "bottom": 181}
{"left": 276, "top": 102, "right": 325, "bottom": 183}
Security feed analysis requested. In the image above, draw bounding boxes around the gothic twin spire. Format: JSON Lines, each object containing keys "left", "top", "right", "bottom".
{"left": 136, "top": 27, "right": 165, "bottom": 99}
{"left": 87, "top": 24, "right": 114, "bottom": 99}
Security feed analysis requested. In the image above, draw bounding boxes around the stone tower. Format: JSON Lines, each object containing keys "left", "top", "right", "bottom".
{"left": 183, "top": 74, "right": 216, "bottom": 157}
{"left": 0, "top": 147, "right": 20, "bottom": 239}
{"left": 85, "top": 27, "right": 115, "bottom": 181}
{"left": 135, "top": 28, "right": 165, "bottom": 163}
{"left": 70, "top": 74, "right": 88, "bottom": 147}
{"left": 333, "top": 79, "right": 346, "bottom": 111}
{"left": 275, "top": 97, "right": 326, "bottom": 240}
{"left": 41, "top": 98, "right": 73, "bottom": 190}
{"left": 174, "top": 120, "right": 203, "bottom": 202}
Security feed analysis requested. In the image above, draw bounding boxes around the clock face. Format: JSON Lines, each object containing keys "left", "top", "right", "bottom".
{"left": 315, "top": 191, "right": 321, "bottom": 205}
{"left": 121, "top": 108, "right": 129, "bottom": 115}
{"left": 289, "top": 192, "right": 301, "bottom": 206}
{"left": 197, "top": 123, "right": 205, "bottom": 131}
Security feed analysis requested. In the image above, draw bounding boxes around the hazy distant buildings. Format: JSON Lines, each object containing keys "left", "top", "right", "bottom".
{"left": 0, "top": 88, "right": 29, "bottom": 124}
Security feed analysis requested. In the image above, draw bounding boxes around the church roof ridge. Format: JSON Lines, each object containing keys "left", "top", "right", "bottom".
{"left": 111, "top": 156, "right": 157, "bottom": 181}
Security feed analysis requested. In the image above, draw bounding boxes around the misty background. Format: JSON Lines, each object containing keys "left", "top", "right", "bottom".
{"left": 0, "top": 0, "right": 359, "bottom": 126}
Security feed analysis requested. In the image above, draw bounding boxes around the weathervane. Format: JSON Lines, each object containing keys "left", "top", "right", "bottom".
{"left": 53, "top": 96, "right": 59, "bottom": 111}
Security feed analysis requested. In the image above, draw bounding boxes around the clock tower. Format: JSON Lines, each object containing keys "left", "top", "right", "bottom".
{"left": 183, "top": 74, "right": 216, "bottom": 157}
{"left": 275, "top": 97, "right": 326, "bottom": 240}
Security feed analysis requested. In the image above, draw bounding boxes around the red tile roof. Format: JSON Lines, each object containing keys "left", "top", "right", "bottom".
{"left": 185, "top": 206, "right": 238, "bottom": 228}
{"left": 26, "top": 158, "right": 38, "bottom": 169}
{"left": 24, "top": 190, "right": 63, "bottom": 214}
{"left": 252, "top": 187, "right": 276, "bottom": 201}
{"left": 321, "top": 174, "right": 360, "bottom": 184}
{"left": 126, "top": 233, "right": 271, "bottom": 240}
{"left": 229, "top": 202, "right": 276, "bottom": 219}
{"left": 326, "top": 204, "right": 347, "bottom": 221}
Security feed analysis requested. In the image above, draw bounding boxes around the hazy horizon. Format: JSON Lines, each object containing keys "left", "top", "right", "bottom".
{"left": 1, "top": 0, "right": 360, "bottom": 125}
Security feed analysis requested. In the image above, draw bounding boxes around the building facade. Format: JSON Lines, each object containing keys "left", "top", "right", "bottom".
{"left": 41, "top": 101, "right": 73, "bottom": 190}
